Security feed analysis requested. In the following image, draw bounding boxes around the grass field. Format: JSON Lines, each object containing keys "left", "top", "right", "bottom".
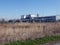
{"left": 4, "top": 35, "right": 60, "bottom": 45}
{"left": 0, "top": 22, "right": 60, "bottom": 44}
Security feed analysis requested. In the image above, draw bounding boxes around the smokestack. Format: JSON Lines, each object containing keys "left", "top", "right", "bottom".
{"left": 37, "top": 13, "right": 39, "bottom": 17}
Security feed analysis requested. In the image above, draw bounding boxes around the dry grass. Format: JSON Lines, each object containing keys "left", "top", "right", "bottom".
{"left": 0, "top": 22, "right": 60, "bottom": 43}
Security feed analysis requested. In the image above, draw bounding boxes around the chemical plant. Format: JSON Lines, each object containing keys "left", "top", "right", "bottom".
{"left": 0, "top": 14, "right": 60, "bottom": 23}
{"left": 21, "top": 14, "right": 60, "bottom": 23}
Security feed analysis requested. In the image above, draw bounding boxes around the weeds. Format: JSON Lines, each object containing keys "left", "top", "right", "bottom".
{"left": 4, "top": 35, "right": 60, "bottom": 45}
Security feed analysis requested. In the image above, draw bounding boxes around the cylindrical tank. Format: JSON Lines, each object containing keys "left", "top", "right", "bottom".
{"left": 56, "top": 15, "right": 60, "bottom": 21}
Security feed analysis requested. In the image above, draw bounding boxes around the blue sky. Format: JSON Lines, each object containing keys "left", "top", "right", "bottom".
{"left": 0, "top": 0, "right": 60, "bottom": 19}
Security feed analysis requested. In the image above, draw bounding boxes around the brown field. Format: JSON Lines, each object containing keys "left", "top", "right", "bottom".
{"left": 0, "top": 22, "right": 60, "bottom": 43}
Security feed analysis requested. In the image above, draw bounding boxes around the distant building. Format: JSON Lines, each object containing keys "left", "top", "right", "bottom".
{"left": 34, "top": 16, "right": 56, "bottom": 22}
{"left": 21, "top": 14, "right": 60, "bottom": 23}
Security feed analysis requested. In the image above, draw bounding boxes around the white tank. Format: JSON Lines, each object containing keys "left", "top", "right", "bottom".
{"left": 31, "top": 15, "right": 37, "bottom": 19}
{"left": 56, "top": 15, "right": 60, "bottom": 21}
{"left": 31, "top": 15, "right": 37, "bottom": 17}
{"left": 21, "top": 15, "right": 26, "bottom": 19}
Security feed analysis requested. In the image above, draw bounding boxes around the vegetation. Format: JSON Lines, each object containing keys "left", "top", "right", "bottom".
{"left": 4, "top": 35, "right": 60, "bottom": 45}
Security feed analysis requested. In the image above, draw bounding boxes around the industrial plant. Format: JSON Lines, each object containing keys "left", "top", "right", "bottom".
{"left": 0, "top": 14, "right": 60, "bottom": 23}
{"left": 21, "top": 14, "right": 60, "bottom": 23}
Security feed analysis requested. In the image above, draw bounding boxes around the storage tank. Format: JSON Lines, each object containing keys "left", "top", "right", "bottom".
{"left": 21, "top": 15, "right": 26, "bottom": 19}
{"left": 56, "top": 15, "right": 60, "bottom": 21}
{"left": 21, "top": 15, "right": 26, "bottom": 22}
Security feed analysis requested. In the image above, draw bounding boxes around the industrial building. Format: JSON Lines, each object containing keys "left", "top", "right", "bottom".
{"left": 34, "top": 16, "right": 56, "bottom": 22}
{"left": 21, "top": 14, "right": 60, "bottom": 23}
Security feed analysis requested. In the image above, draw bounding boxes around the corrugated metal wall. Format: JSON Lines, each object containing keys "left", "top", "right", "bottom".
{"left": 21, "top": 15, "right": 56, "bottom": 22}
{"left": 34, "top": 16, "right": 56, "bottom": 22}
